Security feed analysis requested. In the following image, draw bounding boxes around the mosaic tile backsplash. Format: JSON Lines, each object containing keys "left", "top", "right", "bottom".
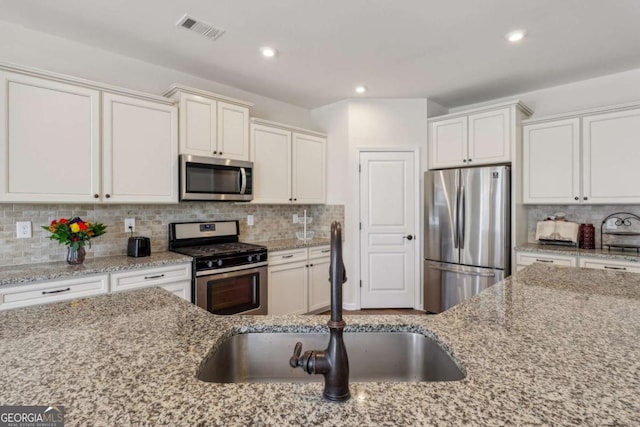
{"left": 0, "top": 203, "right": 344, "bottom": 267}
{"left": 525, "top": 204, "right": 640, "bottom": 248}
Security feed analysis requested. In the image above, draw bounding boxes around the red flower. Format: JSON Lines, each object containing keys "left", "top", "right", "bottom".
{"left": 59, "top": 218, "right": 68, "bottom": 224}
{"left": 78, "top": 222, "right": 88, "bottom": 231}
{"left": 50, "top": 220, "right": 57, "bottom": 226}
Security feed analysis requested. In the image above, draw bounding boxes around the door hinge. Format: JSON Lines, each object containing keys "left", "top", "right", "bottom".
{"left": 359, "top": 280, "right": 362, "bottom": 288}
{"left": 359, "top": 164, "right": 361, "bottom": 173}
{"left": 359, "top": 222, "right": 362, "bottom": 230}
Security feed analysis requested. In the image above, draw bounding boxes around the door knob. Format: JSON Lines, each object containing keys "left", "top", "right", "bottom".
{"left": 403, "top": 235, "right": 414, "bottom": 240}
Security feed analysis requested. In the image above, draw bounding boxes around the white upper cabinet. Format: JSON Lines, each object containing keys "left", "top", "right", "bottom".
{"left": 251, "top": 119, "right": 326, "bottom": 204}
{"left": 429, "top": 105, "right": 521, "bottom": 170}
{"left": 165, "top": 85, "right": 252, "bottom": 161}
{"left": 523, "top": 104, "right": 640, "bottom": 205}
{"left": 0, "top": 71, "right": 101, "bottom": 202}
{"left": 292, "top": 132, "right": 326, "bottom": 204}
{"left": 582, "top": 108, "right": 640, "bottom": 204}
{"left": 0, "top": 65, "right": 179, "bottom": 204}
{"left": 523, "top": 118, "right": 581, "bottom": 204}
{"left": 102, "top": 93, "right": 178, "bottom": 203}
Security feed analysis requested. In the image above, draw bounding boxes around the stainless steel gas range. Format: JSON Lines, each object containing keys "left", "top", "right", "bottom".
{"left": 168, "top": 220, "right": 267, "bottom": 315}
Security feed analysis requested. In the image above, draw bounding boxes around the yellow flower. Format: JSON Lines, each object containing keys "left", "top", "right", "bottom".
{"left": 70, "top": 223, "right": 80, "bottom": 233}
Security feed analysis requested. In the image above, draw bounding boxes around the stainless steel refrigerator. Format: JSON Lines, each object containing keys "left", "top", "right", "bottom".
{"left": 424, "top": 165, "right": 510, "bottom": 313}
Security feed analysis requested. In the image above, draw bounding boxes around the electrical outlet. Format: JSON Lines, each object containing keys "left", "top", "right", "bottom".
{"left": 16, "top": 221, "right": 32, "bottom": 238}
{"left": 124, "top": 218, "right": 136, "bottom": 233}
{"left": 247, "top": 215, "right": 254, "bottom": 226}
{"left": 293, "top": 214, "right": 299, "bottom": 224}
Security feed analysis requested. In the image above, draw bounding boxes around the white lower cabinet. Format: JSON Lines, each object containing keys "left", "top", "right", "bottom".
{"left": 578, "top": 257, "right": 640, "bottom": 274}
{"left": 268, "top": 246, "right": 331, "bottom": 315}
{"left": 109, "top": 263, "right": 191, "bottom": 301}
{"left": 0, "top": 274, "right": 109, "bottom": 311}
{"left": 516, "top": 252, "right": 577, "bottom": 271}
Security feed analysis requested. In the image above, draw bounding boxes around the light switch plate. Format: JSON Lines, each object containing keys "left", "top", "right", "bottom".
{"left": 293, "top": 214, "right": 299, "bottom": 224}
{"left": 16, "top": 221, "right": 32, "bottom": 238}
{"left": 247, "top": 215, "right": 254, "bottom": 226}
{"left": 124, "top": 218, "right": 136, "bottom": 233}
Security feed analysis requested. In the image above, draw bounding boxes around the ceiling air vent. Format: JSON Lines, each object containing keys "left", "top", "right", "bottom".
{"left": 176, "top": 14, "right": 225, "bottom": 41}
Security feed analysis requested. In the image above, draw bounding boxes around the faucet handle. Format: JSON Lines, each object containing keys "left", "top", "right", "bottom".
{"left": 289, "top": 342, "right": 303, "bottom": 368}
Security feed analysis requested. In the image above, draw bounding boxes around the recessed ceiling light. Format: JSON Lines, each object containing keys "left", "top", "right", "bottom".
{"left": 260, "top": 46, "right": 277, "bottom": 58}
{"left": 355, "top": 85, "right": 367, "bottom": 94}
{"left": 505, "top": 30, "right": 527, "bottom": 43}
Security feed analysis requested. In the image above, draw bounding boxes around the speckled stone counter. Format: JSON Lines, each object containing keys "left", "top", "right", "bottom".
{"left": 1, "top": 263, "right": 639, "bottom": 426}
{"left": 516, "top": 242, "right": 640, "bottom": 263}
{"left": 0, "top": 252, "right": 192, "bottom": 287}
{"left": 252, "top": 238, "right": 330, "bottom": 252}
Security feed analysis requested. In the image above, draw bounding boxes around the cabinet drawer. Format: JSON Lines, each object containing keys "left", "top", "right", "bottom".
{"left": 0, "top": 274, "right": 109, "bottom": 310}
{"left": 579, "top": 258, "right": 640, "bottom": 273}
{"left": 516, "top": 252, "right": 577, "bottom": 267}
{"left": 268, "top": 248, "right": 307, "bottom": 266}
{"left": 110, "top": 263, "right": 191, "bottom": 293}
{"left": 308, "top": 245, "right": 331, "bottom": 259}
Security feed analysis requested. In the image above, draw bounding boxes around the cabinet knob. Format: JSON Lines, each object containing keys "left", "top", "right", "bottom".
{"left": 574, "top": 197, "right": 579, "bottom": 200}
{"left": 463, "top": 159, "right": 467, "bottom": 163}
{"left": 294, "top": 198, "right": 297, "bottom": 201}
{"left": 468, "top": 159, "right": 472, "bottom": 162}
{"left": 219, "top": 152, "right": 223, "bottom": 155}
{"left": 289, "top": 198, "right": 293, "bottom": 201}
{"left": 105, "top": 194, "right": 111, "bottom": 199}
{"left": 94, "top": 194, "right": 99, "bottom": 199}
{"left": 583, "top": 197, "right": 588, "bottom": 200}
{"left": 213, "top": 151, "right": 218, "bottom": 155}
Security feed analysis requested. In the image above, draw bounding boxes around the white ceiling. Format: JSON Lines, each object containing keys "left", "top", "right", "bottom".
{"left": 1, "top": 0, "right": 640, "bottom": 109}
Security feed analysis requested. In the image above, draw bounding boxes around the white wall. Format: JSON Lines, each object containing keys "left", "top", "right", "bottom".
{"left": 312, "top": 98, "right": 427, "bottom": 309}
{"left": 446, "top": 66, "right": 640, "bottom": 119}
{"left": 0, "top": 20, "right": 318, "bottom": 129}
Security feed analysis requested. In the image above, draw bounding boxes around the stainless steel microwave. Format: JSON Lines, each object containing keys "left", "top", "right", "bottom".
{"left": 180, "top": 155, "right": 253, "bottom": 201}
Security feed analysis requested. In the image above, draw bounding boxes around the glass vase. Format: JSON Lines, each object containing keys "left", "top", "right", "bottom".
{"left": 67, "top": 245, "right": 86, "bottom": 265}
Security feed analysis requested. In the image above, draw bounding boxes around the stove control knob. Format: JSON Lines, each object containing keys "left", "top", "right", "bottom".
{"left": 247, "top": 255, "right": 253, "bottom": 262}
{"left": 217, "top": 259, "right": 223, "bottom": 267}
{"left": 206, "top": 260, "right": 214, "bottom": 268}
{"left": 255, "top": 254, "right": 261, "bottom": 261}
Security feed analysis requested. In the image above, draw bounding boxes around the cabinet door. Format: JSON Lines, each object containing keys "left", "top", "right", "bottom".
{"left": 102, "top": 93, "right": 178, "bottom": 203}
{"left": 308, "top": 256, "right": 331, "bottom": 313}
{"left": 178, "top": 93, "right": 217, "bottom": 156}
{"left": 268, "top": 261, "right": 307, "bottom": 315}
{"left": 583, "top": 108, "right": 640, "bottom": 204}
{"left": 250, "top": 124, "right": 292, "bottom": 203}
{"left": 523, "top": 119, "right": 581, "bottom": 204}
{"left": 217, "top": 102, "right": 249, "bottom": 161}
{"left": 429, "top": 116, "right": 467, "bottom": 169}
{"left": 0, "top": 72, "right": 100, "bottom": 202}
{"left": 292, "top": 133, "right": 326, "bottom": 204}
{"left": 468, "top": 108, "right": 510, "bottom": 165}
{"left": 160, "top": 281, "right": 192, "bottom": 301}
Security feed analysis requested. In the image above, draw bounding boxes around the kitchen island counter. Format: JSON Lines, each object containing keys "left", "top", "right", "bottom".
{"left": 1, "top": 263, "right": 639, "bottom": 426}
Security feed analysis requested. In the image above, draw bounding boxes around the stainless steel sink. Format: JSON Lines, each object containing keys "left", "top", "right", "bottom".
{"left": 198, "top": 332, "right": 465, "bottom": 383}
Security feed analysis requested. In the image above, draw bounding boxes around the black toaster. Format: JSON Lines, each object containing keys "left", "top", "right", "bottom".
{"left": 127, "top": 236, "right": 151, "bottom": 257}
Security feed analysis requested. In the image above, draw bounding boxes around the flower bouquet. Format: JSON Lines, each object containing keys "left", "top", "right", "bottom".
{"left": 42, "top": 217, "right": 107, "bottom": 264}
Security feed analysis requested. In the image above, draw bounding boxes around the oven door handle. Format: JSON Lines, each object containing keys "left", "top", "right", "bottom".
{"left": 195, "top": 261, "right": 268, "bottom": 277}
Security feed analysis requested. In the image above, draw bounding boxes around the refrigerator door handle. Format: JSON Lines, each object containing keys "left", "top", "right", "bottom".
{"left": 454, "top": 186, "right": 460, "bottom": 249}
{"left": 459, "top": 184, "right": 466, "bottom": 249}
{"left": 428, "top": 265, "right": 496, "bottom": 278}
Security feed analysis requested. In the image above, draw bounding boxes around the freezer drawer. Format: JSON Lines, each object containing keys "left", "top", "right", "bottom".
{"left": 424, "top": 261, "right": 504, "bottom": 313}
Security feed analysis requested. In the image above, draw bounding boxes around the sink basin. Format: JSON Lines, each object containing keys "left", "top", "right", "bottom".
{"left": 198, "top": 332, "right": 465, "bottom": 383}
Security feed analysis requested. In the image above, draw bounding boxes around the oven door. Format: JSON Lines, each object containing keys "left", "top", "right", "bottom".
{"left": 180, "top": 155, "right": 253, "bottom": 201}
{"left": 196, "top": 265, "right": 267, "bottom": 315}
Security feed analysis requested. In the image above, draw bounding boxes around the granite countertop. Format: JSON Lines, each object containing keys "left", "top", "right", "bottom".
{"left": 515, "top": 242, "right": 640, "bottom": 263}
{"left": 1, "top": 263, "right": 639, "bottom": 426}
{"left": 251, "top": 238, "right": 330, "bottom": 252}
{"left": 0, "top": 252, "right": 193, "bottom": 287}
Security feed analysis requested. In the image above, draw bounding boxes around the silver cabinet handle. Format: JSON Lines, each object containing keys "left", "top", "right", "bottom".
{"left": 535, "top": 259, "right": 553, "bottom": 263}
{"left": 428, "top": 265, "right": 495, "bottom": 277}
{"left": 282, "top": 254, "right": 294, "bottom": 259}
{"left": 604, "top": 266, "right": 626, "bottom": 271}
{"left": 321, "top": 249, "right": 330, "bottom": 253}
{"left": 144, "top": 274, "right": 165, "bottom": 280}
{"left": 42, "top": 287, "right": 71, "bottom": 295}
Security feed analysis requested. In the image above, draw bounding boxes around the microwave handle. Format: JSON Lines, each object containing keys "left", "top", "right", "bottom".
{"left": 240, "top": 168, "right": 247, "bottom": 194}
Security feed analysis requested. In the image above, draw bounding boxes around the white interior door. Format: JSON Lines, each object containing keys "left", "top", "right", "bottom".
{"left": 360, "top": 150, "right": 417, "bottom": 308}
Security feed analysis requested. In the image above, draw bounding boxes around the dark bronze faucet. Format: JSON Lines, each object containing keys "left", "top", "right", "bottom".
{"left": 289, "top": 221, "right": 350, "bottom": 402}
